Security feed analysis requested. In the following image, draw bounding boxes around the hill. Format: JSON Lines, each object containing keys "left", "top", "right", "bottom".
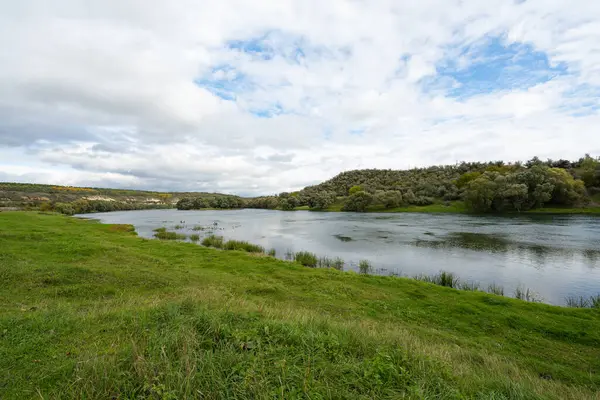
{"left": 0, "top": 182, "right": 243, "bottom": 214}
{"left": 175, "top": 155, "right": 600, "bottom": 214}
{"left": 0, "top": 212, "right": 599, "bottom": 398}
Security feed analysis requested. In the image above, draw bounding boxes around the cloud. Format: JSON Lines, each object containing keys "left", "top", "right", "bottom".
{"left": 0, "top": 0, "right": 599, "bottom": 194}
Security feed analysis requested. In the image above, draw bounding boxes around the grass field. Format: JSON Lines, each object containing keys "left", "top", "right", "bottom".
{"left": 1, "top": 212, "right": 599, "bottom": 399}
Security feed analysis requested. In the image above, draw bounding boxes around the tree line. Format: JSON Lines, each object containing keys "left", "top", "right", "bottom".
{"left": 176, "top": 154, "right": 600, "bottom": 213}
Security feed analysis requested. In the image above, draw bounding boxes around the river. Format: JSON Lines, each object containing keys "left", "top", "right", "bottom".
{"left": 77, "top": 209, "right": 600, "bottom": 305}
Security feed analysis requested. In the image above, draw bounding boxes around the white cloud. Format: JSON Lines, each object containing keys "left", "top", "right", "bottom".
{"left": 0, "top": 0, "right": 599, "bottom": 194}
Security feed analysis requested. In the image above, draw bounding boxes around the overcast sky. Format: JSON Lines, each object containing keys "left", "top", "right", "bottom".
{"left": 0, "top": 1, "right": 599, "bottom": 195}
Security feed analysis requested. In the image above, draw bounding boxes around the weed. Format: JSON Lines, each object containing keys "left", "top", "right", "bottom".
{"left": 267, "top": 248, "right": 276, "bottom": 257}
{"left": 223, "top": 240, "right": 265, "bottom": 253}
{"left": 460, "top": 281, "right": 480, "bottom": 291}
{"left": 358, "top": 259, "right": 372, "bottom": 274}
{"left": 201, "top": 235, "right": 224, "bottom": 249}
{"left": 294, "top": 251, "right": 318, "bottom": 267}
{"left": 189, "top": 234, "right": 200, "bottom": 242}
{"left": 192, "top": 225, "right": 205, "bottom": 231}
{"left": 154, "top": 230, "right": 186, "bottom": 240}
{"left": 174, "top": 224, "right": 184, "bottom": 230}
{"left": 487, "top": 283, "right": 504, "bottom": 296}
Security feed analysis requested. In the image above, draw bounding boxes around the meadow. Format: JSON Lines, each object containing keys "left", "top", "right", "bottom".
{"left": 1, "top": 212, "right": 599, "bottom": 399}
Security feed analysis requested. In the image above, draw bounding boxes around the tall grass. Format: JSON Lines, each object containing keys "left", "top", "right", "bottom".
{"left": 154, "top": 230, "right": 187, "bottom": 240}
{"left": 174, "top": 224, "right": 184, "bottom": 230}
{"left": 358, "top": 260, "right": 372, "bottom": 274}
{"left": 267, "top": 249, "right": 276, "bottom": 257}
{"left": 565, "top": 295, "right": 600, "bottom": 308}
{"left": 189, "top": 234, "right": 200, "bottom": 242}
{"left": 294, "top": 251, "right": 318, "bottom": 267}
{"left": 202, "top": 235, "right": 224, "bottom": 249}
{"left": 460, "top": 281, "right": 480, "bottom": 291}
{"left": 317, "top": 256, "right": 345, "bottom": 270}
{"left": 487, "top": 283, "right": 504, "bottom": 296}
{"left": 415, "top": 271, "right": 459, "bottom": 288}
{"left": 514, "top": 285, "right": 542, "bottom": 302}
{"left": 223, "top": 240, "right": 265, "bottom": 253}
{"left": 191, "top": 225, "right": 205, "bottom": 231}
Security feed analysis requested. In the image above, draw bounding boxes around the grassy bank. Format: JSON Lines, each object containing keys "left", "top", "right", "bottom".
{"left": 295, "top": 200, "right": 600, "bottom": 215}
{"left": 1, "top": 212, "right": 599, "bottom": 399}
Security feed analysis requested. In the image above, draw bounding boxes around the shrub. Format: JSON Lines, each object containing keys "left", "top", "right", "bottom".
{"left": 154, "top": 230, "right": 186, "bottom": 240}
{"left": 202, "top": 235, "right": 224, "bottom": 249}
{"left": 342, "top": 191, "right": 373, "bottom": 212}
{"left": 358, "top": 260, "right": 372, "bottom": 274}
{"left": 294, "top": 251, "right": 318, "bottom": 267}
{"left": 223, "top": 240, "right": 265, "bottom": 253}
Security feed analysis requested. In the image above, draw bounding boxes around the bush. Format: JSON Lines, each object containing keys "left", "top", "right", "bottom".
{"left": 342, "top": 191, "right": 373, "bottom": 212}
{"left": 294, "top": 251, "right": 318, "bottom": 267}
{"left": 202, "top": 235, "right": 224, "bottom": 249}
{"left": 358, "top": 260, "right": 372, "bottom": 274}
{"left": 154, "top": 230, "right": 186, "bottom": 240}
{"left": 223, "top": 240, "right": 265, "bottom": 253}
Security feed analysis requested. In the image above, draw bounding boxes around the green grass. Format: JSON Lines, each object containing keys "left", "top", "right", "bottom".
{"left": 1, "top": 212, "right": 600, "bottom": 399}
{"left": 297, "top": 200, "right": 600, "bottom": 215}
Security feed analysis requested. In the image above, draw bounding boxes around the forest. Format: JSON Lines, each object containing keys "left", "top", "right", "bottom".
{"left": 177, "top": 154, "right": 600, "bottom": 213}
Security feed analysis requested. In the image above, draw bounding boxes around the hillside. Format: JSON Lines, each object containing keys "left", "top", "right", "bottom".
{"left": 0, "top": 182, "right": 243, "bottom": 214}
{"left": 1, "top": 212, "right": 599, "bottom": 399}
{"left": 176, "top": 155, "right": 600, "bottom": 214}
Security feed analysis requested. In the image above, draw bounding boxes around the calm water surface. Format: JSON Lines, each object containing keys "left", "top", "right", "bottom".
{"left": 78, "top": 209, "right": 600, "bottom": 305}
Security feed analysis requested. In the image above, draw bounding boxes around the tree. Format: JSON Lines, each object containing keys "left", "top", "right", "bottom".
{"left": 342, "top": 191, "right": 373, "bottom": 212}
{"left": 309, "top": 191, "right": 336, "bottom": 209}
{"left": 375, "top": 191, "right": 402, "bottom": 208}
{"left": 348, "top": 185, "right": 363, "bottom": 195}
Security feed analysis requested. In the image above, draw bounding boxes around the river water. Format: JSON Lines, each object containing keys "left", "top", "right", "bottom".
{"left": 77, "top": 209, "right": 600, "bottom": 305}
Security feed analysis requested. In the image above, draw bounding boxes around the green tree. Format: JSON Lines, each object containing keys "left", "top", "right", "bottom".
{"left": 342, "top": 191, "right": 373, "bottom": 212}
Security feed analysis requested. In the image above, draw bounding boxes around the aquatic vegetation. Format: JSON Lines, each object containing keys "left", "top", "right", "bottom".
{"left": 414, "top": 271, "right": 459, "bottom": 288}
{"left": 487, "top": 283, "right": 505, "bottom": 296}
{"left": 189, "top": 234, "right": 200, "bottom": 242}
{"left": 460, "top": 281, "right": 480, "bottom": 291}
{"left": 514, "top": 285, "right": 543, "bottom": 302}
{"left": 358, "top": 259, "right": 372, "bottom": 274}
{"left": 333, "top": 234, "right": 353, "bottom": 242}
{"left": 191, "top": 225, "right": 205, "bottom": 231}
{"left": 223, "top": 240, "right": 265, "bottom": 253}
{"left": 565, "top": 295, "right": 600, "bottom": 308}
{"left": 267, "top": 248, "right": 276, "bottom": 257}
{"left": 317, "top": 256, "right": 345, "bottom": 270}
{"left": 154, "top": 230, "right": 186, "bottom": 240}
{"left": 294, "top": 251, "right": 318, "bottom": 267}
{"left": 174, "top": 224, "right": 184, "bottom": 230}
{"left": 201, "top": 235, "right": 224, "bottom": 249}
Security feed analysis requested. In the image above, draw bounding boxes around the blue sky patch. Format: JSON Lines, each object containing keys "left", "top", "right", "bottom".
{"left": 430, "top": 36, "right": 568, "bottom": 98}
{"left": 195, "top": 65, "right": 255, "bottom": 101}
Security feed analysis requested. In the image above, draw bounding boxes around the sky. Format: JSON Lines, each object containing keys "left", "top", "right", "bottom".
{"left": 0, "top": 1, "right": 599, "bottom": 196}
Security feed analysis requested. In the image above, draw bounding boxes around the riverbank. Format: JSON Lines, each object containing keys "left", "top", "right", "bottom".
{"left": 295, "top": 200, "right": 600, "bottom": 215}
{"left": 1, "top": 212, "right": 599, "bottom": 399}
